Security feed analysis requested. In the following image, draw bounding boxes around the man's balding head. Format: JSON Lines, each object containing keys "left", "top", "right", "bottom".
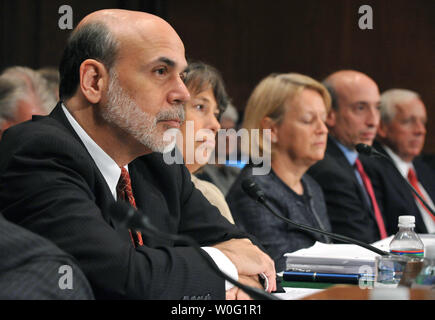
{"left": 323, "top": 70, "right": 381, "bottom": 149}
{"left": 59, "top": 9, "right": 184, "bottom": 101}
{"left": 58, "top": 9, "right": 190, "bottom": 162}
{"left": 77, "top": 9, "right": 181, "bottom": 48}
{"left": 324, "top": 70, "right": 379, "bottom": 111}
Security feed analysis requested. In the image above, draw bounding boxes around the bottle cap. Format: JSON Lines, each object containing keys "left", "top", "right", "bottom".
{"left": 398, "top": 215, "right": 415, "bottom": 227}
{"left": 425, "top": 245, "right": 435, "bottom": 259}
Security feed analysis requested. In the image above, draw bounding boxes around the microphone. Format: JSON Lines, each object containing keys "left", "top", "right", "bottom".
{"left": 111, "top": 200, "right": 155, "bottom": 232}
{"left": 355, "top": 143, "right": 435, "bottom": 217}
{"left": 242, "top": 178, "right": 265, "bottom": 203}
{"left": 355, "top": 143, "right": 391, "bottom": 161}
{"left": 241, "top": 178, "right": 389, "bottom": 256}
{"left": 109, "top": 201, "right": 280, "bottom": 300}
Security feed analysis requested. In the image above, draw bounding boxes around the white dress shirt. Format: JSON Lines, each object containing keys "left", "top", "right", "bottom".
{"left": 61, "top": 104, "right": 238, "bottom": 289}
{"left": 383, "top": 145, "right": 435, "bottom": 233}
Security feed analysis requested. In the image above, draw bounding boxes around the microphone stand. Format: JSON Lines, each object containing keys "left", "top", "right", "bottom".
{"left": 242, "top": 178, "right": 390, "bottom": 256}
{"left": 259, "top": 196, "right": 389, "bottom": 256}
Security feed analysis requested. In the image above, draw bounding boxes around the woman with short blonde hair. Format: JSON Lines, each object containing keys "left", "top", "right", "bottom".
{"left": 242, "top": 73, "right": 331, "bottom": 160}
{"left": 227, "top": 73, "right": 332, "bottom": 272}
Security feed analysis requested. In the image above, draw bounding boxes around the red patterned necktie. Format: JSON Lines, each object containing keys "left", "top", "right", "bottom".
{"left": 117, "top": 167, "right": 143, "bottom": 247}
{"left": 354, "top": 158, "right": 388, "bottom": 239}
{"left": 407, "top": 168, "right": 435, "bottom": 222}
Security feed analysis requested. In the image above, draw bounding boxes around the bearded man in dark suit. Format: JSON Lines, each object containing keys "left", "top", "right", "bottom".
{"left": 0, "top": 9, "right": 275, "bottom": 300}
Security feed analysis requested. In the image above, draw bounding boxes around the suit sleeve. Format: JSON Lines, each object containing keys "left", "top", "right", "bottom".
{"left": 0, "top": 214, "right": 94, "bottom": 300}
{"left": 0, "top": 255, "right": 94, "bottom": 300}
{"left": 0, "top": 129, "right": 226, "bottom": 299}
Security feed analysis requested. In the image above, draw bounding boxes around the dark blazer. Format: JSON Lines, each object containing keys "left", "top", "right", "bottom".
{"left": 369, "top": 141, "right": 435, "bottom": 234}
{"left": 226, "top": 165, "right": 331, "bottom": 272}
{"left": 307, "top": 136, "right": 383, "bottom": 243}
{"left": 0, "top": 213, "right": 94, "bottom": 299}
{"left": 0, "top": 103, "right": 248, "bottom": 300}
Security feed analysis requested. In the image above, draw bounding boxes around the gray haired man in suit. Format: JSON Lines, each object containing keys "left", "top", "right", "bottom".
{"left": 372, "top": 89, "right": 435, "bottom": 234}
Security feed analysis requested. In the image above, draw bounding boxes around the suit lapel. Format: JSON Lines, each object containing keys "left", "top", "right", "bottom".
{"left": 413, "top": 159, "right": 435, "bottom": 229}
{"left": 326, "top": 137, "right": 372, "bottom": 213}
{"left": 373, "top": 142, "right": 428, "bottom": 232}
{"left": 48, "top": 102, "right": 119, "bottom": 227}
{"left": 128, "top": 156, "right": 174, "bottom": 246}
{"left": 415, "top": 159, "right": 435, "bottom": 202}
{"left": 374, "top": 144, "right": 414, "bottom": 202}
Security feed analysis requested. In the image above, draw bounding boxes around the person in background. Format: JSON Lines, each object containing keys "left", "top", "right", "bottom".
{"left": 196, "top": 102, "right": 242, "bottom": 196}
{"left": 0, "top": 66, "right": 56, "bottom": 138}
{"left": 178, "top": 61, "right": 235, "bottom": 224}
{"left": 226, "top": 73, "right": 332, "bottom": 272}
{"left": 307, "top": 70, "right": 388, "bottom": 243}
{"left": 371, "top": 89, "right": 435, "bottom": 234}
{"left": 38, "top": 67, "right": 60, "bottom": 100}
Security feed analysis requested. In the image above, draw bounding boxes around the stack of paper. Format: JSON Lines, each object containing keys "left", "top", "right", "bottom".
{"left": 284, "top": 234, "right": 435, "bottom": 275}
{"left": 284, "top": 241, "right": 382, "bottom": 275}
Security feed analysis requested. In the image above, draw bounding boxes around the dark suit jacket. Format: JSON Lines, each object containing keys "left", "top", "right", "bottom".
{"left": 369, "top": 141, "right": 435, "bottom": 234}
{"left": 0, "top": 103, "right": 248, "bottom": 300}
{"left": 0, "top": 214, "right": 94, "bottom": 299}
{"left": 307, "top": 136, "right": 383, "bottom": 243}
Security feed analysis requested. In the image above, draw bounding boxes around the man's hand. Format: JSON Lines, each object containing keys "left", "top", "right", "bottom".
{"left": 225, "top": 275, "right": 264, "bottom": 300}
{"left": 213, "top": 238, "right": 276, "bottom": 292}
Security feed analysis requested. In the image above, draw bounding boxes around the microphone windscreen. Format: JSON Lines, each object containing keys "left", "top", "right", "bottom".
{"left": 355, "top": 143, "right": 372, "bottom": 156}
{"left": 241, "top": 178, "right": 265, "bottom": 202}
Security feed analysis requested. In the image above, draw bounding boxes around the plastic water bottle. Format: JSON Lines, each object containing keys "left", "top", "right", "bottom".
{"left": 413, "top": 245, "right": 435, "bottom": 287}
{"left": 389, "top": 216, "right": 424, "bottom": 258}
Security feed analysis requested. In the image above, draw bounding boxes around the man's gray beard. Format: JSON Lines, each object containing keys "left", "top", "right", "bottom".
{"left": 102, "top": 72, "right": 185, "bottom": 153}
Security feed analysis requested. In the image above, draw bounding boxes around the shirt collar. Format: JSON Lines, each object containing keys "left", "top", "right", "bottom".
{"left": 61, "top": 103, "right": 124, "bottom": 199}
{"left": 332, "top": 137, "right": 359, "bottom": 166}
{"left": 382, "top": 144, "right": 413, "bottom": 178}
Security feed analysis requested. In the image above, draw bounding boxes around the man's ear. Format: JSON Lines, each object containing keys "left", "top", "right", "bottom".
{"left": 377, "top": 121, "right": 388, "bottom": 138}
{"left": 326, "top": 109, "right": 336, "bottom": 128}
{"left": 79, "top": 59, "right": 109, "bottom": 104}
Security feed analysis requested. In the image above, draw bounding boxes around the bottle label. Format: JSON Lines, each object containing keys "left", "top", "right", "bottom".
{"left": 390, "top": 250, "right": 424, "bottom": 257}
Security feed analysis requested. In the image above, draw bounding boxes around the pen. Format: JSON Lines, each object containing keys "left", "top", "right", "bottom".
{"left": 283, "top": 271, "right": 374, "bottom": 284}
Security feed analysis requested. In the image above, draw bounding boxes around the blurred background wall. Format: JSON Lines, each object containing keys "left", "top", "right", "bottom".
{"left": 1, "top": 0, "right": 434, "bottom": 152}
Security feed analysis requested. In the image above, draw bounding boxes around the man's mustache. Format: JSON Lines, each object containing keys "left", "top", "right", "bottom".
{"left": 156, "top": 105, "right": 185, "bottom": 123}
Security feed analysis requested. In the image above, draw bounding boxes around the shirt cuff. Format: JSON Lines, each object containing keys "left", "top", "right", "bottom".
{"left": 201, "top": 247, "right": 238, "bottom": 291}
{"left": 259, "top": 272, "right": 269, "bottom": 291}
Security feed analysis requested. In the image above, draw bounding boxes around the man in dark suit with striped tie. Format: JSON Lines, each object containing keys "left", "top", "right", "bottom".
{"left": 308, "top": 70, "right": 388, "bottom": 243}
{"left": 371, "top": 89, "right": 435, "bottom": 234}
